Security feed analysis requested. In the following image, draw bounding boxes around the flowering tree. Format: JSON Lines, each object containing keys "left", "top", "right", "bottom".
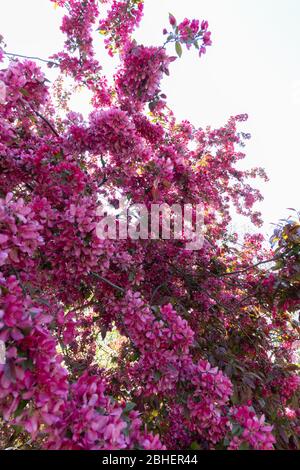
{"left": 0, "top": 0, "right": 299, "bottom": 450}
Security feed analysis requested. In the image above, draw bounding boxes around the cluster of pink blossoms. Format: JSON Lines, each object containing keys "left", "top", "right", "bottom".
{"left": 276, "top": 374, "right": 300, "bottom": 404}
{"left": 178, "top": 18, "right": 212, "bottom": 55}
{"left": 108, "top": 292, "right": 238, "bottom": 447}
{"left": 166, "top": 14, "right": 212, "bottom": 57}
{"left": 98, "top": 0, "right": 144, "bottom": 55}
{"left": 46, "top": 373, "right": 165, "bottom": 450}
{"left": 228, "top": 406, "right": 276, "bottom": 450}
{"left": 51, "top": 0, "right": 101, "bottom": 80}
{"left": 0, "top": 193, "right": 44, "bottom": 267}
{"left": 0, "top": 274, "right": 163, "bottom": 449}
{"left": 88, "top": 108, "right": 138, "bottom": 157}
{"left": 0, "top": 274, "right": 69, "bottom": 435}
{"left": 0, "top": 59, "right": 48, "bottom": 110}
{"left": 116, "top": 43, "right": 174, "bottom": 108}
{"left": 112, "top": 292, "right": 195, "bottom": 395}
{"left": 186, "top": 360, "right": 233, "bottom": 446}
{"left": 162, "top": 360, "right": 233, "bottom": 449}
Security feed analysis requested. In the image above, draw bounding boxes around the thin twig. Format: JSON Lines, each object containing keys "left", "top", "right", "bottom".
{"left": 4, "top": 51, "right": 59, "bottom": 66}
{"left": 33, "top": 109, "right": 60, "bottom": 138}
{"left": 150, "top": 282, "right": 167, "bottom": 304}
{"left": 91, "top": 272, "right": 125, "bottom": 293}
{"left": 219, "top": 257, "right": 278, "bottom": 277}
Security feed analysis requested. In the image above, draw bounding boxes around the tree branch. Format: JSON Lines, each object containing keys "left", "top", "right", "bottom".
{"left": 4, "top": 51, "right": 59, "bottom": 66}
{"left": 91, "top": 272, "right": 125, "bottom": 293}
{"left": 33, "top": 109, "right": 60, "bottom": 138}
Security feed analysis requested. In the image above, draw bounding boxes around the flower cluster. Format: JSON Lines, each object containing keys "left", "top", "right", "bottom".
{"left": 164, "top": 14, "right": 212, "bottom": 58}
{"left": 0, "top": 193, "right": 43, "bottom": 267}
{"left": 98, "top": 0, "right": 144, "bottom": 55}
{"left": 51, "top": 0, "right": 101, "bottom": 80}
{"left": 0, "top": 59, "right": 49, "bottom": 109}
{"left": 273, "top": 374, "right": 300, "bottom": 404}
{"left": 88, "top": 108, "right": 138, "bottom": 156}
{"left": 186, "top": 360, "right": 233, "bottom": 445}
{"left": 0, "top": 274, "right": 69, "bottom": 436}
{"left": 162, "top": 360, "right": 234, "bottom": 449}
{"left": 113, "top": 292, "right": 195, "bottom": 395}
{"left": 46, "top": 372, "right": 164, "bottom": 450}
{"left": 108, "top": 293, "right": 234, "bottom": 447}
{"left": 0, "top": 274, "right": 163, "bottom": 449}
{"left": 228, "top": 406, "right": 275, "bottom": 450}
{"left": 116, "top": 43, "right": 174, "bottom": 106}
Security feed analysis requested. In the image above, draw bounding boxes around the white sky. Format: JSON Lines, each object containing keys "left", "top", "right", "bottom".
{"left": 1, "top": 0, "right": 299, "bottom": 237}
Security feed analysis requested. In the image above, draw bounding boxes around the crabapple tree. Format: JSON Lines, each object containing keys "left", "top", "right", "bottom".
{"left": 0, "top": 0, "right": 299, "bottom": 450}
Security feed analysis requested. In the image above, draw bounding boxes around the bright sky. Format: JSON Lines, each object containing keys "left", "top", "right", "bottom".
{"left": 1, "top": 0, "right": 299, "bottom": 237}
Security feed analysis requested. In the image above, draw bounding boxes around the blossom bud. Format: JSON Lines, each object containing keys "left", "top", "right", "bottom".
{"left": 169, "top": 14, "right": 177, "bottom": 27}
